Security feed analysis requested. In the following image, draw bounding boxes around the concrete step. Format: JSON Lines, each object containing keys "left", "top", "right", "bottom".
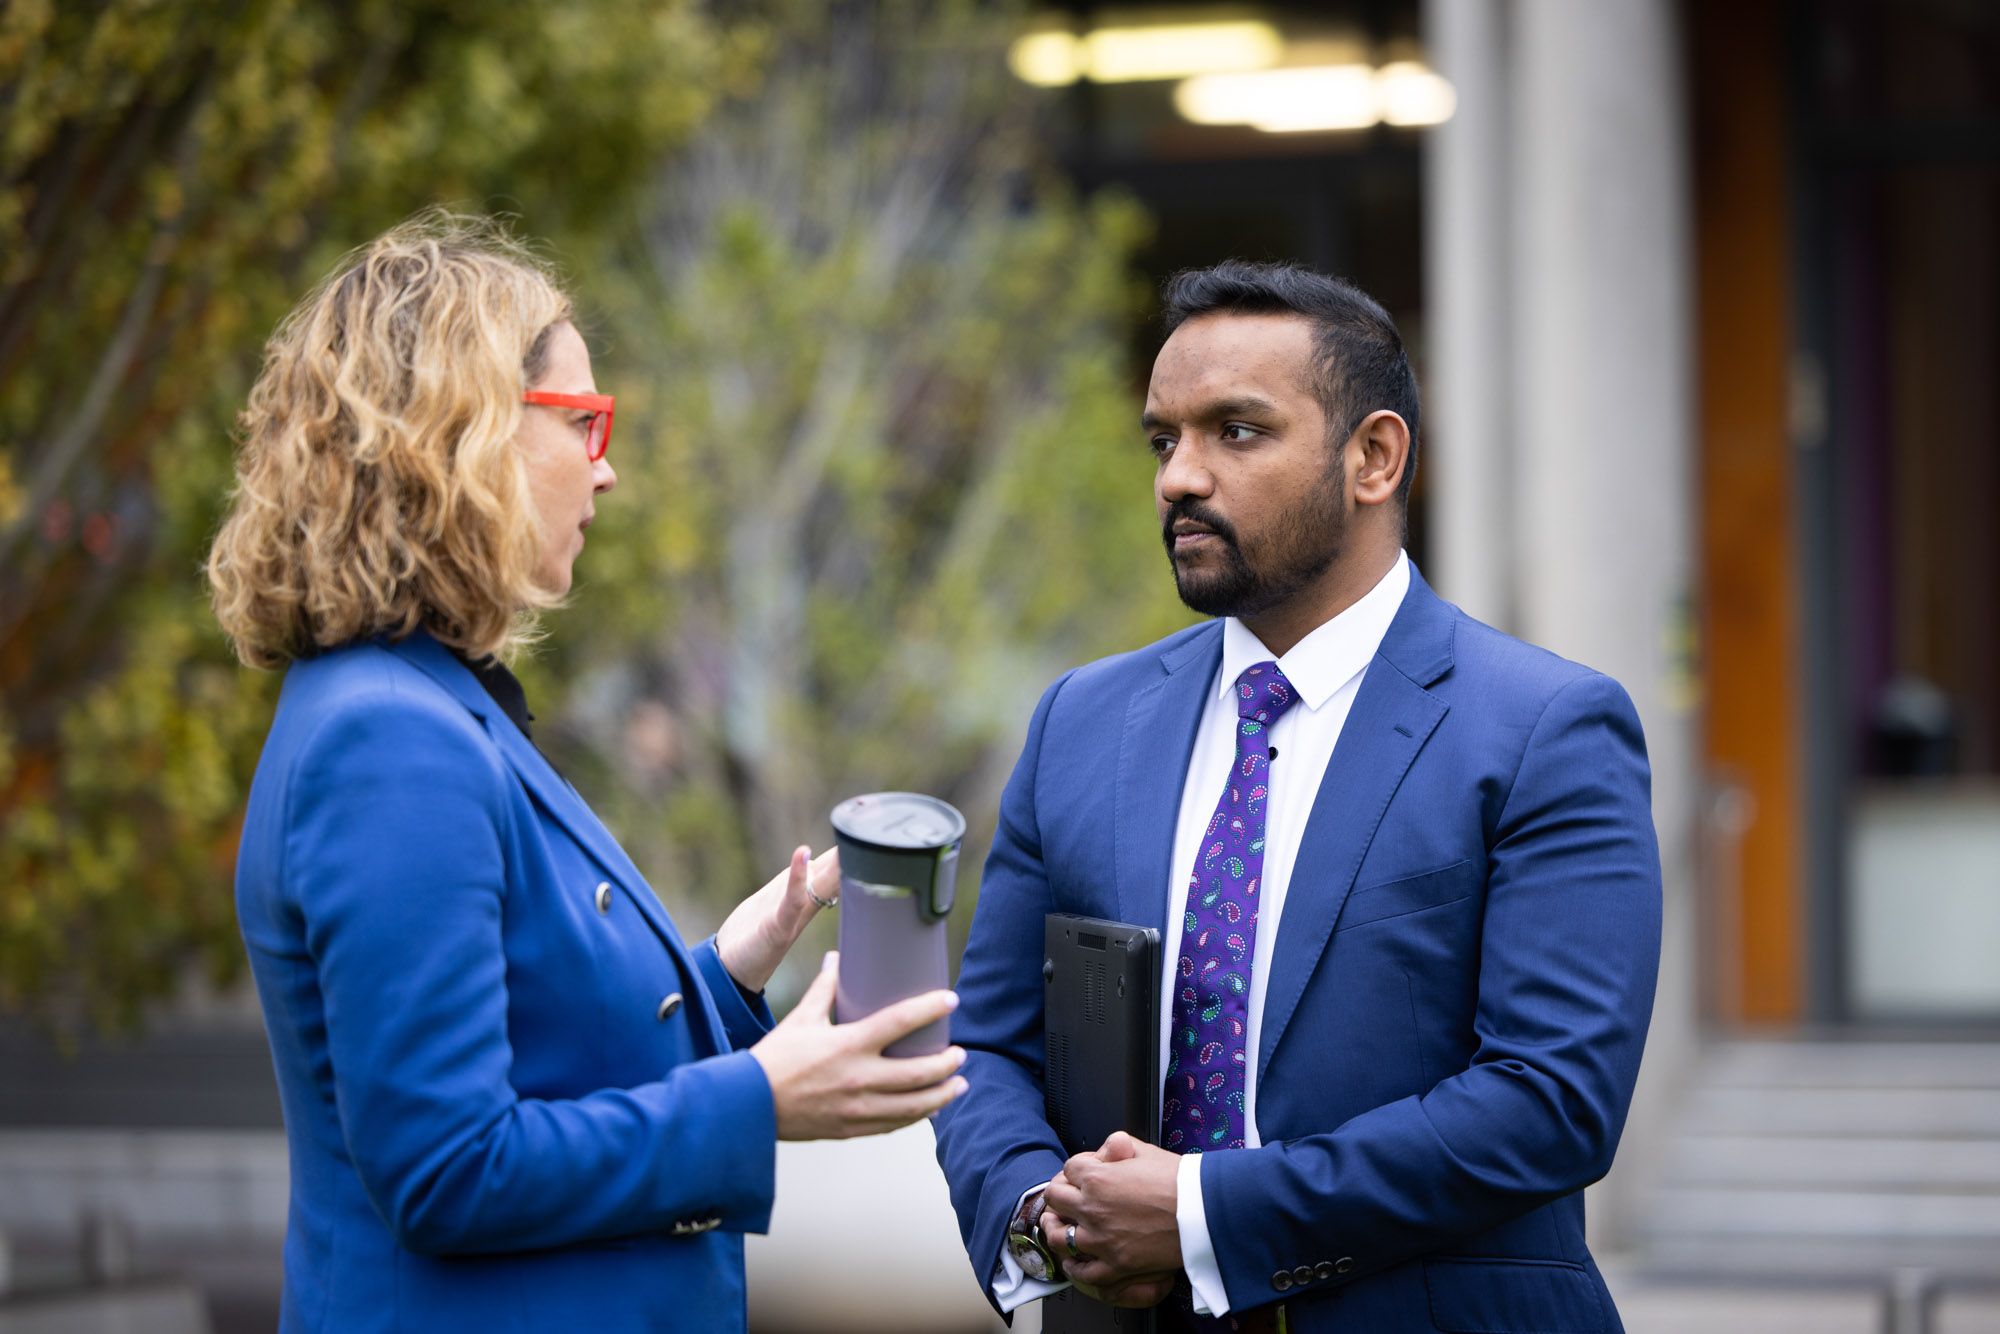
{"left": 0, "top": 1132, "right": 288, "bottom": 1237}
{"left": 1635, "top": 1040, "right": 2000, "bottom": 1283}
{"left": 1647, "top": 1186, "right": 2000, "bottom": 1240}
{"left": 1680, "top": 1086, "right": 2000, "bottom": 1138}
{"left": 1667, "top": 1136, "right": 2000, "bottom": 1192}
{"left": 0, "top": 1283, "right": 210, "bottom": 1334}
{"left": 1637, "top": 1232, "right": 2000, "bottom": 1284}
{"left": 1600, "top": 1260, "right": 2000, "bottom": 1334}
{"left": 1700, "top": 1041, "right": 2000, "bottom": 1090}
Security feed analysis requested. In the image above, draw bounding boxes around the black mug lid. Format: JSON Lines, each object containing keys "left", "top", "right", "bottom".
{"left": 830, "top": 792, "right": 966, "bottom": 853}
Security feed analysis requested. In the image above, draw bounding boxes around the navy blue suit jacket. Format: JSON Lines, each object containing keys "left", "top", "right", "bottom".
{"left": 934, "top": 568, "right": 1662, "bottom": 1333}
{"left": 235, "top": 632, "right": 777, "bottom": 1332}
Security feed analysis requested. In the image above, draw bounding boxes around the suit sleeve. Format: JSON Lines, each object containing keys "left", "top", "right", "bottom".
{"left": 932, "top": 670, "right": 1077, "bottom": 1315}
{"left": 692, "top": 935, "right": 778, "bottom": 1049}
{"left": 286, "top": 689, "right": 777, "bottom": 1256}
{"left": 1201, "top": 671, "right": 1663, "bottom": 1308}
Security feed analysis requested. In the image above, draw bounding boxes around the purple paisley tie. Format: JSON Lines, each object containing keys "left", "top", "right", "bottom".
{"left": 1162, "top": 661, "right": 1298, "bottom": 1155}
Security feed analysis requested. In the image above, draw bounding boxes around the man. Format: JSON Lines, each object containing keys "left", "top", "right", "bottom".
{"left": 933, "top": 261, "right": 1661, "bottom": 1333}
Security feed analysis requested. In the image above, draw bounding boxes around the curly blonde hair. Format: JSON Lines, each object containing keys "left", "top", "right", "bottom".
{"left": 207, "top": 210, "right": 574, "bottom": 669}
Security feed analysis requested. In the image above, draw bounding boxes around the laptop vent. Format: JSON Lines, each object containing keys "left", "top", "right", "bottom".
{"left": 1084, "top": 958, "right": 1107, "bottom": 1025}
{"left": 1045, "top": 1032, "right": 1070, "bottom": 1143}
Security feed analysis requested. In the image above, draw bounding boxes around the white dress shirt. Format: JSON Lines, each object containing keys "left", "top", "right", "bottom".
{"left": 995, "top": 552, "right": 1411, "bottom": 1316}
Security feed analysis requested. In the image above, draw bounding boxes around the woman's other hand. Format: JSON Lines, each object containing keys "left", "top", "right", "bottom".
{"left": 717, "top": 845, "right": 839, "bottom": 994}
{"left": 749, "top": 952, "right": 968, "bottom": 1140}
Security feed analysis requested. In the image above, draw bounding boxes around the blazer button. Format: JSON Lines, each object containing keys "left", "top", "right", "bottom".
{"left": 1314, "top": 1260, "right": 1336, "bottom": 1282}
{"left": 1291, "top": 1264, "right": 1315, "bottom": 1287}
{"left": 656, "top": 992, "right": 683, "bottom": 1021}
{"left": 594, "top": 882, "right": 613, "bottom": 914}
{"left": 1334, "top": 1256, "right": 1354, "bottom": 1274}
{"left": 1272, "top": 1270, "right": 1293, "bottom": 1292}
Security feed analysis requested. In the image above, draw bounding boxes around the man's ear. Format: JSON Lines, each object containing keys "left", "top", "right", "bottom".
{"left": 1349, "top": 410, "right": 1411, "bottom": 509}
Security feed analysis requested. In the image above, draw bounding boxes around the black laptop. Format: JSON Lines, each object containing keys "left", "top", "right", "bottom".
{"left": 1041, "top": 913, "right": 1162, "bottom": 1334}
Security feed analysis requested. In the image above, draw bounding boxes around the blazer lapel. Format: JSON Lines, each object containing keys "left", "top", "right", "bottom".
{"left": 1257, "top": 569, "right": 1455, "bottom": 1080}
{"left": 1114, "top": 623, "right": 1223, "bottom": 931}
{"left": 382, "top": 634, "right": 726, "bottom": 1050}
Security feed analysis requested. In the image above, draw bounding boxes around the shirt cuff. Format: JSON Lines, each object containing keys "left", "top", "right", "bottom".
{"left": 1178, "top": 1151, "right": 1230, "bottom": 1316}
{"left": 991, "top": 1182, "right": 1070, "bottom": 1313}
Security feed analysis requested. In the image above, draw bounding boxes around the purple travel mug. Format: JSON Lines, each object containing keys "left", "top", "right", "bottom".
{"left": 830, "top": 792, "right": 965, "bottom": 1057}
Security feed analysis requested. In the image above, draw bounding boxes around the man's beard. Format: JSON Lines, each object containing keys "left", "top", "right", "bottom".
{"left": 1162, "top": 474, "right": 1346, "bottom": 619}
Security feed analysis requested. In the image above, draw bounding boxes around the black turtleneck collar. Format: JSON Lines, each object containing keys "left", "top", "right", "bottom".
{"left": 451, "top": 648, "right": 535, "bottom": 739}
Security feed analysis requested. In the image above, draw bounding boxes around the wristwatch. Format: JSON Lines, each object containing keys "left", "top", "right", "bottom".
{"left": 1005, "top": 1188, "right": 1061, "bottom": 1282}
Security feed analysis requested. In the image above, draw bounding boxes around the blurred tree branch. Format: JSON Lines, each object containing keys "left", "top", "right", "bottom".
{"left": 0, "top": 0, "right": 1185, "bottom": 1031}
{"left": 0, "top": 0, "right": 756, "bottom": 1030}
{"left": 532, "top": 0, "right": 1189, "bottom": 1001}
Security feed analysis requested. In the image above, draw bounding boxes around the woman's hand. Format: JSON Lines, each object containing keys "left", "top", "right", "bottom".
{"left": 749, "top": 952, "right": 968, "bottom": 1140}
{"left": 716, "top": 845, "right": 840, "bottom": 994}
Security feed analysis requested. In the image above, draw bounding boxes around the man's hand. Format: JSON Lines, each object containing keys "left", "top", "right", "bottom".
{"left": 1040, "top": 1131, "right": 1182, "bottom": 1305}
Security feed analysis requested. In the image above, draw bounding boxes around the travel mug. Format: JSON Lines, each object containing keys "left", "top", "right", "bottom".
{"left": 830, "top": 792, "right": 965, "bottom": 1057}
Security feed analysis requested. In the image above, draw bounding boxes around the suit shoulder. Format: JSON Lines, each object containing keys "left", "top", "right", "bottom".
{"left": 273, "top": 643, "right": 496, "bottom": 781}
{"left": 1442, "top": 607, "right": 1624, "bottom": 709}
{"left": 284, "top": 642, "right": 468, "bottom": 724}
{"left": 1057, "top": 619, "right": 1216, "bottom": 699}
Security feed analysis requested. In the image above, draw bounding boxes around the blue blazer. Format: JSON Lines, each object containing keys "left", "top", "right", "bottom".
{"left": 235, "top": 632, "right": 778, "bottom": 1333}
{"left": 934, "top": 568, "right": 1662, "bottom": 1333}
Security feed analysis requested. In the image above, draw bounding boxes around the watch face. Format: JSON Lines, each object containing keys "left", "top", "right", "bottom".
{"left": 1008, "top": 1232, "right": 1052, "bottom": 1283}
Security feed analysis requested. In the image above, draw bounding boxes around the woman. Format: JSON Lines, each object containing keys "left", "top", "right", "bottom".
{"left": 207, "top": 213, "right": 965, "bottom": 1332}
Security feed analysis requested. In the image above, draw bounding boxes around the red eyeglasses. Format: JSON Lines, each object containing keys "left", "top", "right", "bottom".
{"left": 522, "top": 391, "right": 616, "bottom": 461}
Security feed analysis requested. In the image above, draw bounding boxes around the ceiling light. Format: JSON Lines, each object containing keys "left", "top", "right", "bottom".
{"left": 1173, "top": 61, "right": 1456, "bottom": 132}
{"left": 1376, "top": 61, "right": 1458, "bottom": 127}
{"left": 1175, "top": 64, "right": 1379, "bottom": 132}
{"left": 1010, "top": 31, "right": 1083, "bottom": 87}
{"left": 1008, "top": 20, "right": 1283, "bottom": 87}
{"left": 1081, "top": 21, "right": 1283, "bottom": 82}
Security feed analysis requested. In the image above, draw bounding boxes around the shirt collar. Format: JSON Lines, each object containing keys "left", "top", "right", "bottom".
{"left": 1218, "top": 550, "right": 1412, "bottom": 712}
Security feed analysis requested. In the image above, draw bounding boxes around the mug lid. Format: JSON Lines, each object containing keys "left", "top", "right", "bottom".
{"left": 830, "top": 792, "right": 966, "bottom": 853}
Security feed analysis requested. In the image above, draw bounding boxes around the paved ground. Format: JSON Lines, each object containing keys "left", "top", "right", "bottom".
{"left": 9, "top": 1122, "right": 1999, "bottom": 1332}
{"left": 8, "top": 1249, "right": 1999, "bottom": 1333}
{"left": 996, "top": 1279, "right": 2000, "bottom": 1334}
{"left": 1604, "top": 1262, "right": 2000, "bottom": 1334}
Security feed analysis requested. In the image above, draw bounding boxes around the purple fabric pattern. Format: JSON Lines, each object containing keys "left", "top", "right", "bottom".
{"left": 1161, "top": 661, "right": 1298, "bottom": 1154}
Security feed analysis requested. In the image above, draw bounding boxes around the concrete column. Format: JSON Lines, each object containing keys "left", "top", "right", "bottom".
{"left": 1422, "top": 0, "right": 1698, "bottom": 1255}
{"left": 1424, "top": 0, "right": 1516, "bottom": 631}
{"left": 1509, "top": 0, "right": 1692, "bottom": 696}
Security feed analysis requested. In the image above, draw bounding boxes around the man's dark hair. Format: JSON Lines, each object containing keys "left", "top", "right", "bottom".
{"left": 1161, "top": 260, "right": 1420, "bottom": 505}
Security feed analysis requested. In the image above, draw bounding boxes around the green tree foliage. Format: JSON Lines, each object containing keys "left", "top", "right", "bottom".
{"left": 528, "top": 1, "right": 1192, "bottom": 997}
{"left": 0, "top": 0, "right": 1187, "bottom": 1028}
{"left": 0, "top": 0, "right": 752, "bottom": 1029}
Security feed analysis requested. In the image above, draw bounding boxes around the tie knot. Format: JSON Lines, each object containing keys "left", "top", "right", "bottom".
{"left": 1234, "top": 661, "right": 1298, "bottom": 724}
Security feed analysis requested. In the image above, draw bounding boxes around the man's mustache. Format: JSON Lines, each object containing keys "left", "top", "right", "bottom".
{"left": 1162, "top": 499, "right": 1240, "bottom": 550}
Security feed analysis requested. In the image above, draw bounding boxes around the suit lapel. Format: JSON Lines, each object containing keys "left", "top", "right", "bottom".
{"left": 382, "top": 634, "right": 726, "bottom": 1051}
{"left": 1114, "top": 624, "right": 1223, "bottom": 931}
{"left": 1257, "top": 569, "right": 1455, "bottom": 1080}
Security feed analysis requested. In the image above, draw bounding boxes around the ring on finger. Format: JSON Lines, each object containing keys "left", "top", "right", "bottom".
{"left": 806, "top": 885, "right": 837, "bottom": 910}
{"left": 1065, "top": 1224, "right": 1080, "bottom": 1259}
